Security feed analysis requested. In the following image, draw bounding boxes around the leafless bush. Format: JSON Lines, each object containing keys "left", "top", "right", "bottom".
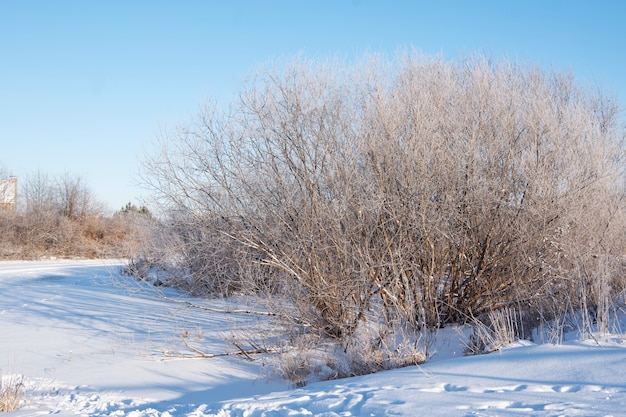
{"left": 141, "top": 52, "right": 626, "bottom": 379}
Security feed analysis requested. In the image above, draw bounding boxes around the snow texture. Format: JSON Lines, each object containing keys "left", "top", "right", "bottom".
{"left": 1, "top": 260, "right": 625, "bottom": 416}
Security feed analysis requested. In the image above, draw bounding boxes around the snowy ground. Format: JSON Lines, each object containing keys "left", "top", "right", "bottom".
{"left": 1, "top": 260, "right": 625, "bottom": 416}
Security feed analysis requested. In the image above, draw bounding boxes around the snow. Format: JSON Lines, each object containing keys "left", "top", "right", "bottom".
{"left": 1, "top": 260, "right": 625, "bottom": 416}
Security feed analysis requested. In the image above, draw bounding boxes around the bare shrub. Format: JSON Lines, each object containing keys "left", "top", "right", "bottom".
{"left": 141, "top": 52, "right": 626, "bottom": 380}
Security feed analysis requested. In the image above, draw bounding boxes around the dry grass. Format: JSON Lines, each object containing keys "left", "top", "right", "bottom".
{"left": 0, "top": 370, "right": 24, "bottom": 413}
{"left": 464, "top": 308, "right": 524, "bottom": 355}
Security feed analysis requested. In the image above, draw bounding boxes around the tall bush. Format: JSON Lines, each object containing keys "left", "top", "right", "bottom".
{"left": 142, "top": 53, "right": 626, "bottom": 374}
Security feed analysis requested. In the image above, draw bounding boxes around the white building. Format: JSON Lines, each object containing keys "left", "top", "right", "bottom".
{"left": 0, "top": 177, "right": 17, "bottom": 211}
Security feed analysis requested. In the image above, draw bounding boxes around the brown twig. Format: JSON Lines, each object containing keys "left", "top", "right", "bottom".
{"left": 173, "top": 334, "right": 271, "bottom": 360}
{"left": 159, "top": 294, "right": 278, "bottom": 317}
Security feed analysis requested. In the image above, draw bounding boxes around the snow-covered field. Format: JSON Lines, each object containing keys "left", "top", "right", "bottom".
{"left": 1, "top": 260, "right": 625, "bottom": 416}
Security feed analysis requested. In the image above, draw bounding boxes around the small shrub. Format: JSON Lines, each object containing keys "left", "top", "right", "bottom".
{"left": 277, "top": 351, "right": 313, "bottom": 388}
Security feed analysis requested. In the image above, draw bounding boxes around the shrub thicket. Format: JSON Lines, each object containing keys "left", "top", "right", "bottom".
{"left": 0, "top": 172, "right": 151, "bottom": 260}
{"left": 141, "top": 53, "right": 626, "bottom": 379}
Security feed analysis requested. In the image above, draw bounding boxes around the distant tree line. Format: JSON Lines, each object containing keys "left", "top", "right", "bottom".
{"left": 0, "top": 169, "right": 151, "bottom": 259}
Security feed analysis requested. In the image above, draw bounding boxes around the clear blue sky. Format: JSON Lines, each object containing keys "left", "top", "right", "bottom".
{"left": 1, "top": 1, "right": 624, "bottom": 212}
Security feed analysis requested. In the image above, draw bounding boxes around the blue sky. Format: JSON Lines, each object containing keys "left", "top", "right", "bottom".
{"left": 1, "top": 1, "right": 624, "bottom": 211}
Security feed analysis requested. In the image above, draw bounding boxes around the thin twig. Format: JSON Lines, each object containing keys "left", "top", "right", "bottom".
{"left": 159, "top": 294, "right": 278, "bottom": 316}
{"left": 175, "top": 335, "right": 271, "bottom": 360}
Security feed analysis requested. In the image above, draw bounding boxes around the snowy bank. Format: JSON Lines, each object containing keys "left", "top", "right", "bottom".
{"left": 1, "top": 260, "right": 624, "bottom": 416}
